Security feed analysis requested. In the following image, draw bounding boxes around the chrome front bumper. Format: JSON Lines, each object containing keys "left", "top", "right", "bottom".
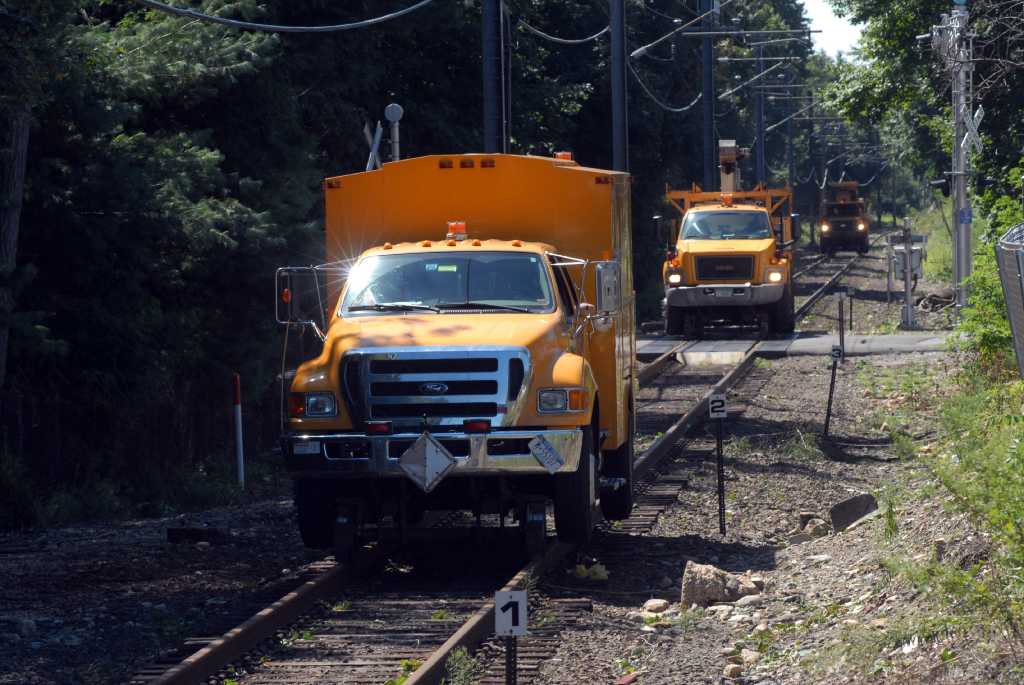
{"left": 284, "top": 429, "right": 582, "bottom": 477}
{"left": 665, "top": 282, "right": 784, "bottom": 308}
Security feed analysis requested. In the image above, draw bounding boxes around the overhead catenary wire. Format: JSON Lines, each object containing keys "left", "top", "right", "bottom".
{"left": 129, "top": 0, "right": 435, "bottom": 33}
{"left": 515, "top": 18, "right": 609, "bottom": 45}
{"left": 630, "top": 0, "right": 738, "bottom": 58}
{"left": 629, "top": 62, "right": 702, "bottom": 113}
{"left": 717, "top": 61, "right": 786, "bottom": 99}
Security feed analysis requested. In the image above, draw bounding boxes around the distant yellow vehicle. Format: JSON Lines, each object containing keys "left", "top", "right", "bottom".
{"left": 662, "top": 140, "right": 800, "bottom": 337}
{"left": 276, "top": 153, "right": 635, "bottom": 549}
{"left": 820, "top": 181, "right": 870, "bottom": 256}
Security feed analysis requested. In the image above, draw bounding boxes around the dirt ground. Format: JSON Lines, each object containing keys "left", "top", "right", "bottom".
{"left": 0, "top": 497, "right": 321, "bottom": 685}
{"left": 533, "top": 349, "right": 1012, "bottom": 685}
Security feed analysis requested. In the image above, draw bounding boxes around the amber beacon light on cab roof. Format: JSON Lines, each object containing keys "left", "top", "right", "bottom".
{"left": 274, "top": 153, "right": 636, "bottom": 553}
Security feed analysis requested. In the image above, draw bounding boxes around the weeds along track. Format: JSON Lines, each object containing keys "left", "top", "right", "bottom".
{"left": 129, "top": 244, "right": 880, "bottom": 685}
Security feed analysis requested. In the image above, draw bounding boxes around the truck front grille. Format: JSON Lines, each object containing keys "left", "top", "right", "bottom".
{"left": 342, "top": 347, "right": 531, "bottom": 428}
{"left": 695, "top": 255, "right": 754, "bottom": 281}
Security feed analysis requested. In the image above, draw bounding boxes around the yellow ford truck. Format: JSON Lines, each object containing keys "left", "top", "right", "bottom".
{"left": 276, "top": 153, "right": 635, "bottom": 549}
{"left": 661, "top": 140, "right": 800, "bottom": 338}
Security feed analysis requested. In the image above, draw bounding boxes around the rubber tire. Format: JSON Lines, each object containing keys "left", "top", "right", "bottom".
{"left": 554, "top": 425, "right": 596, "bottom": 545}
{"left": 665, "top": 306, "right": 684, "bottom": 336}
{"left": 858, "top": 239, "right": 870, "bottom": 255}
{"left": 295, "top": 480, "right": 336, "bottom": 549}
{"left": 600, "top": 403, "right": 634, "bottom": 521}
{"left": 682, "top": 312, "right": 702, "bottom": 340}
{"left": 771, "top": 283, "right": 796, "bottom": 334}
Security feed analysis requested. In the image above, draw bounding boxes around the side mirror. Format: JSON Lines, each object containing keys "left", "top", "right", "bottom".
{"left": 791, "top": 213, "right": 802, "bottom": 241}
{"left": 594, "top": 261, "right": 621, "bottom": 313}
{"left": 276, "top": 267, "right": 327, "bottom": 336}
{"left": 578, "top": 302, "right": 597, "bottom": 318}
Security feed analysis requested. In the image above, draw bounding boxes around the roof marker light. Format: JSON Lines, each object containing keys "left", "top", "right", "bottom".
{"left": 481, "top": 159, "right": 496, "bottom": 168}
{"left": 420, "top": 240, "right": 432, "bottom": 247}
{"left": 446, "top": 221, "right": 468, "bottom": 241}
{"left": 439, "top": 159, "right": 453, "bottom": 169}
{"left": 471, "top": 239, "right": 482, "bottom": 246}
{"left": 383, "top": 242, "right": 393, "bottom": 250}
{"left": 555, "top": 151, "right": 573, "bottom": 161}
{"left": 511, "top": 240, "right": 523, "bottom": 247}
{"left": 721, "top": 194, "right": 734, "bottom": 207}
{"left": 460, "top": 159, "right": 475, "bottom": 169}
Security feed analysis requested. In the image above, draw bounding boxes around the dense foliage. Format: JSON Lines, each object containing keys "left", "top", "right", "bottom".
{"left": 1, "top": 0, "right": 852, "bottom": 527}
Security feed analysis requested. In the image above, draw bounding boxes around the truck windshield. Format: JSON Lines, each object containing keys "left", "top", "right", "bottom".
{"left": 826, "top": 204, "right": 861, "bottom": 217}
{"left": 681, "top": 210, "right": 772, "bottom": 240}
{"left": 341, "top": 251, "right": 555, "bottom": 314}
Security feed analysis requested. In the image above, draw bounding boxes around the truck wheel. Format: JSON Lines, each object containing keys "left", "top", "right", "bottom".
{"left": 858, "top": 240, "right": 870, "bottom": 255}
{"left": 554, "top": 424, "right": 596, "bottom": 545}
{"left": 665, "top": 306, "right": 684, "bottom": 336}
{"left": 295, "top": 480, "right": 336, "bottom": 549}
{"left": 600, "top": 402, "right": 634, "bottom": 521}
{"left": 771, "top": 284, "right": 796, "bottom": 335}
{"left": 683, "top": 313, "right": 702, "bottom": 339}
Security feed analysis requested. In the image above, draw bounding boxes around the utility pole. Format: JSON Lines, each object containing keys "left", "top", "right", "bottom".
{"left": 926, "top": 1, "right": 982, "bottom": 311}
{"left": 700, "top": 0, "right": 716, "bottom": 189}
{"left": 482, "top": 0, "right": 505, "bottom": 153}
{"left": 754, "top": 44, "right": 767, "bottom": 186}
{"left": 610, "top": 0, "right": 629, "bottom": 172}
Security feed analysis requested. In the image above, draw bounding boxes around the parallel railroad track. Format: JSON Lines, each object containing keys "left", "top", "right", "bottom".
{"left": 129, "top": 241, "right": 882, "bottom": 685}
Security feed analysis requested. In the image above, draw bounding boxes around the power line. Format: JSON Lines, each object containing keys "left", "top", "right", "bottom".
{"left": 516, "top": 18, "right": 609, "bottom": 45}
{"left": 129, "top": 0, "right": 435, "bottom": 33}
{"left": 629, "top": 63, "right": 702, "bottom": 113}
{"left": 630, "top": 0, "right": 738, "bottom": 58}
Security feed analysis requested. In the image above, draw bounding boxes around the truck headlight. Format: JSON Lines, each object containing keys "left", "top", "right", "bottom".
{"left": 298, "top": 392, "right": 337, "bottom": 417}
{"left": 821, "top": 223, "right": 830, "bottom": 232}
{"left": 538, "top": 388, "right": 586, "bottom": 414}
{"left": 857, "top": 223, "right": 866, "bottom": 231}
{"left": 668, "top": 272, "right": 682, "bottom": 285}
{"left": 767, "top": 270, "right": 784, "bottom": 283}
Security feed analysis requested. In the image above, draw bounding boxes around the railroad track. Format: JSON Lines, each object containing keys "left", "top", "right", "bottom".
{"left": 129, "top": 242, "right": 881, "bottom": 685}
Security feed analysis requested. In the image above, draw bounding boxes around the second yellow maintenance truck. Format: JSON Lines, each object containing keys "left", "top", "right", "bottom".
{"left": 276, "top": 153, "right": 635, "bottom": 549}
{"left": 662, "top": 140, "right": 800, "bottom": 337}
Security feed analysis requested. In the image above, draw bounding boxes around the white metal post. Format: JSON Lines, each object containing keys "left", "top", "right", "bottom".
{"left": 233, "top": 372, "right": 245, "bottom": 488}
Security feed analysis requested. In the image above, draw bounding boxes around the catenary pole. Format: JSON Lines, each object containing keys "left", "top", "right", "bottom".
{"left": 482, "top": 0, "right": 504, "bottom": 153}
{"left": 700, "top": 0, "right": 716, "bottom": 189}
{"left": 611, "top": 0, "right": 629, "bottom": 172}
{"left": 754, "top": 44, "right": 766, "bottom": 185}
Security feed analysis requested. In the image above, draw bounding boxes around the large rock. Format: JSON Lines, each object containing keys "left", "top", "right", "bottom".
{"left": 830, "top": 493, "right": 878, "bottom": 532}
{"left": 643, "top": 598, "right": 670, "bottom": 614}
{"left": 680, "top": 562, "right": 759, "bottom": 607}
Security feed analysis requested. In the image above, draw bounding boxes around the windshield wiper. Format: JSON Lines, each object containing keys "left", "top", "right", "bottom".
{"left": 436, "top": 301, "right": 532, "bottom": 313}
{"left": 348, "top": 303, "right": 440, "bottom": 313}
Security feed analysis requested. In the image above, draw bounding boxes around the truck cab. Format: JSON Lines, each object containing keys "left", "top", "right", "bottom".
{"left": 820, "top": 181, "right": 870, "bottom": 255}
{"left": 276, "top": 154, "right": 635, "bottom": 550}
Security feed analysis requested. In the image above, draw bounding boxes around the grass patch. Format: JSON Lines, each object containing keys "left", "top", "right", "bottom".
{"left": 443, "top": 647, "right": 482, "bottom": 685}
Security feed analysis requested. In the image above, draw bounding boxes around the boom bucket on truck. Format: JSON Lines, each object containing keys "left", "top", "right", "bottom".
{"left": 275, "top": 153, "right": 636, "bottom": 552}
{"left": 661, "top": 140, "right": 801, "bottom": 338}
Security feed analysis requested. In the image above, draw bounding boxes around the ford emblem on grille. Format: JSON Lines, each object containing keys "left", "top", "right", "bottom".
{"left": 419, "top": 382, "right": 449, "bottom": 395}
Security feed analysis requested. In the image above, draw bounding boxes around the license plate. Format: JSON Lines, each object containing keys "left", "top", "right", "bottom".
{"left": 529, "top": 436, "right": 565, "bottom": 474}
{"left": 714, "top": 287, "right": 738, "bottom": 297}
{"left": 293, "top": 440, "right": 321, "bottom": 455}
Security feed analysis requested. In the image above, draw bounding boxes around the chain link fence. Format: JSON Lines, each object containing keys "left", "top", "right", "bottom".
{"left": 996, "top": 221, "right": 1024, "bottom": 377}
